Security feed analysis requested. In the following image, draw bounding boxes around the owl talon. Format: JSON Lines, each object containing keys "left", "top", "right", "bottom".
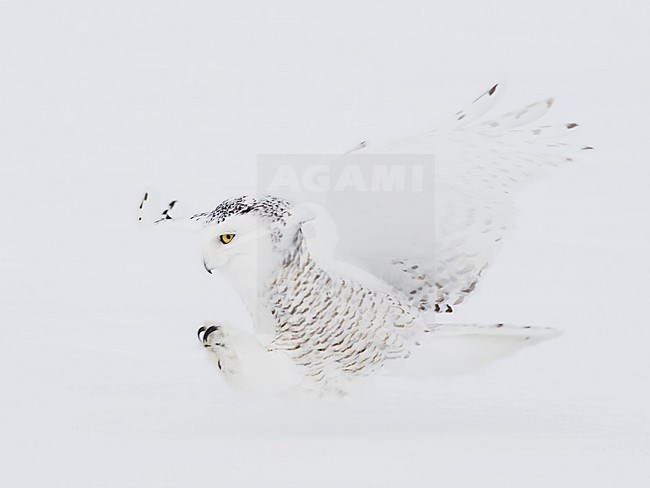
{"left": 198, "top": 325, "right": 221, "bottom": 344}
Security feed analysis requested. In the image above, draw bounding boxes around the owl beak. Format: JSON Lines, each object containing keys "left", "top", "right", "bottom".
{"left": 203, "top": 260, "right": 213, "bottom": 274}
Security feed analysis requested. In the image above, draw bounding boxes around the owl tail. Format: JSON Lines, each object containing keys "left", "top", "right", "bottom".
{"left": 397, "top": 323, "right": 560, "bottom": 375}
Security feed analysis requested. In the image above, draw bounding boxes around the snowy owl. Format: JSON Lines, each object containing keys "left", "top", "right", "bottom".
{"left": 139, "top": 84, "right": 589, "bottom": 397}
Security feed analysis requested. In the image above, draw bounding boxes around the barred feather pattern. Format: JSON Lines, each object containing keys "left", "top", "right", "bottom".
{"left": 266, "top": 231, "right": 415, "bottom": 390}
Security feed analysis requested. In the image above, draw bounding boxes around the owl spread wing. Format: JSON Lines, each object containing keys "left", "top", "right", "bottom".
{"left": 321, "top": 84, "right": 590, "bottom": 315}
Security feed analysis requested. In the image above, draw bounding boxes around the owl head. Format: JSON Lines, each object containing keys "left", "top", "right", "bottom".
{"left": 198, "top": 195, "right": 309, "bottom": 275}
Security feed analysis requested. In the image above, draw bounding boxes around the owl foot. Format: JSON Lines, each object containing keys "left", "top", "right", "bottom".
{"left": 198, "top": 324, "right": 241, "bottom": 375}
{"left": 197, "top": 323, "right": 302, "bottom": 394}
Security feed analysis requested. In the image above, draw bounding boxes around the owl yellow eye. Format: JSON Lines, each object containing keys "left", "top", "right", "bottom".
{"left": 219, "top": 233, "right": 235, "bottom": 244}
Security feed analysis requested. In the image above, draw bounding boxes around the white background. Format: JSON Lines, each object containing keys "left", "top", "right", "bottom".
{"left": 1, "top": 1, "right": 648, "bottom": 486}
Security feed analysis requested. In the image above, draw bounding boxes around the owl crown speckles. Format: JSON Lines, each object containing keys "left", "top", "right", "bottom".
{"left": 192, "top": 195, "right": 292, "bottom": 226}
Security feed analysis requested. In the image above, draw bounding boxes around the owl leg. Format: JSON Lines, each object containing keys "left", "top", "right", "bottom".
{"left": 197, "top": 324, "right": 301, "bottom": 393}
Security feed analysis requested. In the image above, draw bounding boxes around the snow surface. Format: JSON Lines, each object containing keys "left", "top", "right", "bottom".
{"left": 1, "top": 1, "right": 649, "bottom": 486}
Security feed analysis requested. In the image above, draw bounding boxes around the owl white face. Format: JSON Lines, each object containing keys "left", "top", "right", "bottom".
{"left": 200, "top": 213, "right": 281, "bottom": 275}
